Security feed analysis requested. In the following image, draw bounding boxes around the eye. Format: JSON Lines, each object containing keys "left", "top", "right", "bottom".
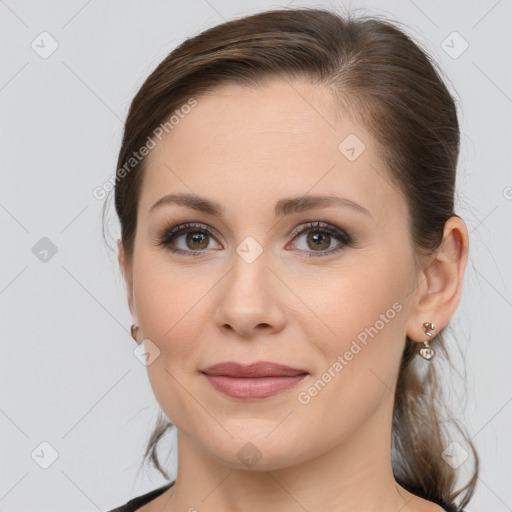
{"left": 157, "top": 221, "right": 353, "bottom": 258}
{"left": 287, "top": 221, "right": 353, "bottom": 258}
{"left": 157, "top": 223, "right": 221, "bottom": 256}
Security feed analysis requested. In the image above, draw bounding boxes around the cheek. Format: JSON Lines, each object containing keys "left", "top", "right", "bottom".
{"left": 131, "top": 257, "right": 208, "bottom": 403}
{"left": 133, "top": 251, "right": 211, "bottom": 340}
{"left": 300, "top": 256, "right": 408, "bottom": 354}
{"left": 293, "top": 256, "right": 411, "bottom": 434}
{"left": 131, "top": 249, "right": 250, "bottom": 431}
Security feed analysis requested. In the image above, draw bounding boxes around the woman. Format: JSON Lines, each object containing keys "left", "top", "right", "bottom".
{"left": 107, "top": 6, "right": 478, "bottom": 512}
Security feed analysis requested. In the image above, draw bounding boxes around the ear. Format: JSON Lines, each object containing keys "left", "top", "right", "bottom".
{"left": 117, "top": 239, "right": 135, "bottom": 317}
{"left": 405, "top": 216, "right": 469, "bottom": 343}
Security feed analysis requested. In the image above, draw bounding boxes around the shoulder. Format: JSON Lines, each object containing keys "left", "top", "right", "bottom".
{"left": 106, "top": 481, "right": 175, "bottom": 512}
{"left": 417, "top": 490, "right": 461, "bottom": 512}
{"left": 402, "top": 497, "right": 458, "bottom": 512}
{"left": 395, "top": 481, "right": 460, "bottom": 512}
{"left": 409, "top": 498, "right": 457, "bottom": 512}
{"left": 395, "top": 478, "right": 464, "bottom": 512}
{"left": 427, "top": 496, "right": 460, "bottom": 512}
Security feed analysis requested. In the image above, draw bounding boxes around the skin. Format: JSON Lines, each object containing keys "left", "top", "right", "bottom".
{"left": 118, "top": 78, "right": 469, "bottom": 512}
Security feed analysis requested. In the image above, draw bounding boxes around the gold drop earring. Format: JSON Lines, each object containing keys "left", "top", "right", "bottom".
{"left": 418, "top": 322, "right": 436, "bottom": 360}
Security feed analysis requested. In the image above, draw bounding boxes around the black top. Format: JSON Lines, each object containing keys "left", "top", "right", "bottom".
{"left": 106, "top": 480, "right": 460, "bottom": 512}
{"left": 107, "top": 481, "right": 175, "bottom": 512}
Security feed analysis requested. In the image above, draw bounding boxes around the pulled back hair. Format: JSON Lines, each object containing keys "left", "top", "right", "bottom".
{"left": 109, "top": 6, "right": 478, "bottom": 510}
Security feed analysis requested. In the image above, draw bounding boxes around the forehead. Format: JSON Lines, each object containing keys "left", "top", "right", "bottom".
{"left": 167, "top": 79, "right": 346, "bottom": 149}
{"left": 138, "top": 78, "right": 405, "bottom": 223}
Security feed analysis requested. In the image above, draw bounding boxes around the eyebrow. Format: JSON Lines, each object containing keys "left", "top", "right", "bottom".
{"left": 148, "top": 193, "right": 371, "bottom": 218}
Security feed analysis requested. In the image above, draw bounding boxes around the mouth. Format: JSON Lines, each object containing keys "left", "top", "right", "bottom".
{"left": 200, "top": 361, "right": 309, "bottom": 400}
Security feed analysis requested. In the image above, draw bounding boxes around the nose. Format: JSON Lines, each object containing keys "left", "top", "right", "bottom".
{"left": 213, "top": 250, "right": 287, "bottom": 339}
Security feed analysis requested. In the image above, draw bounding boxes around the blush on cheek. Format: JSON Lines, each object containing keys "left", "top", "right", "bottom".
{"left": 325, "top": 297, "right": 405, "bottom": 384}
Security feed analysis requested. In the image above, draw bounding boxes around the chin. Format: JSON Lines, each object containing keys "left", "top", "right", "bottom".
{"left": 202, "top": 434, "right": 310, "bottom": 472}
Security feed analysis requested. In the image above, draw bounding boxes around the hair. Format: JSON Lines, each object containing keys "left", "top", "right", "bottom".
{"left": 106, "top": 6, "right": 479, "bottom": 510}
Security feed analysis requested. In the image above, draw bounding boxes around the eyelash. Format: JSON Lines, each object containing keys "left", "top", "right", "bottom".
{"left": 156, "top": 221, "right": 353, "bottom": 258}
{"left": 290, "top": 222, "right": 353, "bottom": 257}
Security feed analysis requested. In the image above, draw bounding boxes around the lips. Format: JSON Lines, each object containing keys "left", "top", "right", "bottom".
{"left": 201, "top": 361, "right": 308, "bottom": 378}
{"left": 201, "top": 361, "right": 309, "bottom": 399}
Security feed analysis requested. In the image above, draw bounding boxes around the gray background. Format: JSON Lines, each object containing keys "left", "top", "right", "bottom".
{"left": 1, "top": 0, "right": 511, "bottom": 510}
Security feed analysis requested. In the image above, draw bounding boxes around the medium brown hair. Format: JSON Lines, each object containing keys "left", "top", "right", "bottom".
{"left": 108, "top": 6, "right": 478, "bottom": 509}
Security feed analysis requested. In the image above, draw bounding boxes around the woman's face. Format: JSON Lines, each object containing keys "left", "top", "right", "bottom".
{"left": 122, "top": 78, "right": 423, "bottom": 470}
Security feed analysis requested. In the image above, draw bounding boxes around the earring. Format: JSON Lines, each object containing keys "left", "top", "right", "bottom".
{"left": 418, "top": 322, "right": 436, "bottom": 360}
{"left": 130, "top": 323, "right": 140, "bottom": 343}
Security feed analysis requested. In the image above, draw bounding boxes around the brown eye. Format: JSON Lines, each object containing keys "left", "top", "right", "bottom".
{"left": 305, "top": 231, "right": 332, "bottom": 251}
{"left": 158, "top": 223, "right": 221, "bottom": 255}
{"left": 185, "top": 231, "right": 210, "bottom": 250}
{"left": 288, "top": 221, "right": 352, "bottom": 258}
{"left": 158, "top": 221, "right": 352, "bottom": 258}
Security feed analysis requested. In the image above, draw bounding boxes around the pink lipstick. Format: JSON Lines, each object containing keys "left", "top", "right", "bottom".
{"left": 201, "top": 361, "right": 308, "bottom": 399}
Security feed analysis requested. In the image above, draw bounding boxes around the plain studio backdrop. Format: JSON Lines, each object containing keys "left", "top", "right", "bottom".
{"left": 0, "top": 0, "right": 510, "bottom": 511}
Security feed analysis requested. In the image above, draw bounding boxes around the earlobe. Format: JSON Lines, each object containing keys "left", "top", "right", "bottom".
{"left": 405, "top": 216, "right": 469, "bottom": 344}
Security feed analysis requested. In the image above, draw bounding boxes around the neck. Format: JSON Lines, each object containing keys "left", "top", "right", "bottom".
{"left": 162, "top": 400, "right": 414, "bottom": 512}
